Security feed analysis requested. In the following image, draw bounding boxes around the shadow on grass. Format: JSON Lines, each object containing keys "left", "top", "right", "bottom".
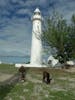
{"left": 0, "top": 73, "right": 19, "bottom": 100}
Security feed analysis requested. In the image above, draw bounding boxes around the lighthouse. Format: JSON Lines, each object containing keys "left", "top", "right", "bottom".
{"left": 30, "top": 8, "right": 43, "bottom": 66}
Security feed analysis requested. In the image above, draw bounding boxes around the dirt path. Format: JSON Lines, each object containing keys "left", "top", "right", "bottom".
{"left": 0, "top": 72, "right": 13, "bottom": 82}
{"left": 0, "top": 72, "right": 19, "bottom": 86}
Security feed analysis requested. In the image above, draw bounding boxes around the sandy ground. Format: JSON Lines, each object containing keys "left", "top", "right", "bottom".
{"left": 65, "top": 67, "right": 75, "bottom": 72}
{"left": 0, "top": 66, "right": 75, "bottom": 86}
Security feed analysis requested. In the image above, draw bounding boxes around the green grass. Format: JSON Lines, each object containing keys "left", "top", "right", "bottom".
{"left": 0, "top": 64, "right": 18, "bottom": 74}
{"left": 0, "top": 64, "right": 75, "bottom": 100}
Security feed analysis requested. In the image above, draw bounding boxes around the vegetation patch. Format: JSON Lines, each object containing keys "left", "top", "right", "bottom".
{"left": 0, "top": 64, "right": 75, "bottom": 100}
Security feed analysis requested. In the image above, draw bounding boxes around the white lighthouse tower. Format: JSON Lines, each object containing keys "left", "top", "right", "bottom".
{"left": 30, "top": 8, "right": 43, "bottom": 66}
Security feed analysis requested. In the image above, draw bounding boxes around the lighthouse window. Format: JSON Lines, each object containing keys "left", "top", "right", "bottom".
{"left": 38, "top": 12, "right": 40, "bottom": 15}
{"left": 34, "top": 12, "right": 40, "bottom": 15}
{"left": 34, "top": 12, "right": 36, "bottom": 15}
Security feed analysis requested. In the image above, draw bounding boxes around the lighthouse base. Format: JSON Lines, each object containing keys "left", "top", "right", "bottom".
{"left": 15, "top": 63, "right": 47, "bottom": 68}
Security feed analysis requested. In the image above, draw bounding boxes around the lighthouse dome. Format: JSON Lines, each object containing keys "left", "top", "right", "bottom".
{"left": 34, "top": 8, "right": 41, "bottom": 13}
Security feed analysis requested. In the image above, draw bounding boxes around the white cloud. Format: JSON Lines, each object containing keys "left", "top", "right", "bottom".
{"left": 0, "top": 0, "right": 8, "bottom": 6}
{"left": 16, "top": 8, "right": 32, "bottom": 16}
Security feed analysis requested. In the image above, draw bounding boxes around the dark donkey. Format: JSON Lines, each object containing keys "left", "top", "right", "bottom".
{"left": 43, "top": 71, "right": 52, "bottom": 84}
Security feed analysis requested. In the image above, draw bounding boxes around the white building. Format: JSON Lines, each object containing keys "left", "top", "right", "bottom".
{"left": 30, "top": 8, "right": 43, "bottom": 66}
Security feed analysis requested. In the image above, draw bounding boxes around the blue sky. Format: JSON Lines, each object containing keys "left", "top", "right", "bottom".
{"left": 0, "top": 0, "right": 75, "bottom": 56}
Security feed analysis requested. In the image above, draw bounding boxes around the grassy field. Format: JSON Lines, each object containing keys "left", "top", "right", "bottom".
{"left": 0, "top": 64, "right": 75, "bottom": 100}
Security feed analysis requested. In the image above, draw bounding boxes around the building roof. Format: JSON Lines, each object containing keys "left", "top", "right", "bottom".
{"left": 34, "top": 8, "right": 40, "bottom": 13}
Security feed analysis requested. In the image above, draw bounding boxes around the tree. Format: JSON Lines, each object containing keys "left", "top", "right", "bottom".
{"left": 42, "top": 12, "right": 71, "bottom": 64}
{"left": 68, "top": 14, "right": 75, "bottom": 58}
